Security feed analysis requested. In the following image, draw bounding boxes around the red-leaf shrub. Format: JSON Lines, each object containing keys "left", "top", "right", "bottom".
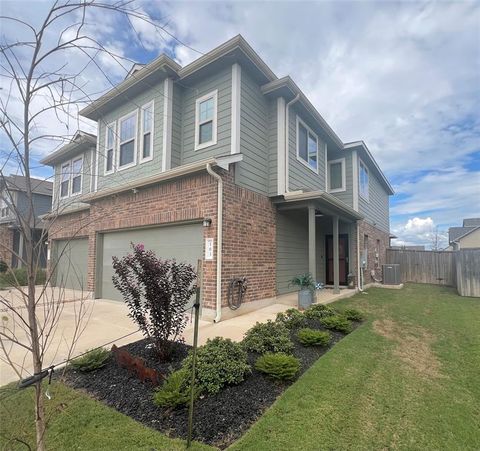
{"left": 112, "top": 243, "right": 196, "bottom": 361}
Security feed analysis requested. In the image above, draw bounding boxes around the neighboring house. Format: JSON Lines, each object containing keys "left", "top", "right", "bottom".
{"left": 390, "top": 245, "right": 425, "bottom": 251}
{"left": 41, "top": 35, "right": 394, "bottom": 319}
{"left": 448, "top": 218, "right": 480, "bottom": 250}
{"left": 0, "top": 175, "right": 53, "bottom": 269}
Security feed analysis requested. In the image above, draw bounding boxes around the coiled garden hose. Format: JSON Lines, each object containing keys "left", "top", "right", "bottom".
{"left": 227, "top": 277, "right": 248, "bottom": 310}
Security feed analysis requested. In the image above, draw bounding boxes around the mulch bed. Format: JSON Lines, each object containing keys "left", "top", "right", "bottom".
{"left": 65, "top": 319, "right": 361, "bottom": 449}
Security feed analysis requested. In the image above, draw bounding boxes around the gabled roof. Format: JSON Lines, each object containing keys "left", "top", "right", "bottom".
{"left": 40, "top": 130, "right": 97, "bottom": 166}
{"left": 343, "top": 141, "right": 394, "bottom": 195}
{"left": 451, "top": 226, "right": 480, "bottom": 243}
{"left": 463, "top": 218, "right": 480, "bottom": 227}
{"left": 1, "top": 175, "right": 52, "bottom": 196}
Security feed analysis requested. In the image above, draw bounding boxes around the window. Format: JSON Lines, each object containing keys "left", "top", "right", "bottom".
{"left": 0, "top": 198, "right": 8, "bottom": 217}
{"left": 60, "top": 163, "right": 70, "bottom": 198}
{"left": 328, "top": 158, "right": 346, "bottom": 192}
{"left": 297, "top": 118, "right": 318, "bottom": 172}
{"left": 118, "top": 111, "right": 137, "bottom": 168}
{"left": 140, "top": 102, "right": 154, "bottom": 161}
{"left": 71, "top": 157, "right": 83, "bottom": 194}
{"left": 195, "top": 90, "right": 217, "bottom": 150}
{"left": 105, "top": 123, "right": 115, "bottom": 173}
{"left": 359, "top": 159, "right": 369, "bottom": 200}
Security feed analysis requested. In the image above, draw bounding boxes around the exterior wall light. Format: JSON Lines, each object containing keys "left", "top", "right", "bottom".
{"left": 202, "top": 218, "right": 212, "bottom": 227}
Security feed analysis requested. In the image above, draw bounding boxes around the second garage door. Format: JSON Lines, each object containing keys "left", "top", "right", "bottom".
{"left": 100, "top": 223, "right": 203, "bottom": 302}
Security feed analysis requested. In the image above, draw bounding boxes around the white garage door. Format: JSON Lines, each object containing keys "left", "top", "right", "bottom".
{"left": 100, "top": 223, "right": 203, "bottom": 302}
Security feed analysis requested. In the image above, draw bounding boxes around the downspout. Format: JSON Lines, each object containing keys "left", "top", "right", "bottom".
{"left": 284, "top": 94, "right": 301, "bottom": 193}
{"left": 357, "top": 221, "right": 363, "bottom": 292}
{"left": 206, "top": 163, "right": 223, "bottom": 322}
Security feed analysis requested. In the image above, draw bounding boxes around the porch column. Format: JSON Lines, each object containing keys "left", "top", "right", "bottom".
{"left": 308, "top": 204, "right": 316, "bottom": 281}
{"left": 17, "top": 230, "right": 24, "bottom": 268}
{"left": 333, "top": 215, "right": 340, "bottom": 293}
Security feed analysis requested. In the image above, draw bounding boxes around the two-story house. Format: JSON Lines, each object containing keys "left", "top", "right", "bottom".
{"left": 42, "top": 35, "right": 394, "bottom": 320}
{"left": 0, "top": 175, "right": 52, "bottom": 269}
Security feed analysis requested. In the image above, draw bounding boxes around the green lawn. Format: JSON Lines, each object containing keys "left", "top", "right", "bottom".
{"left": 231, "top": 284, "right": 480, "bottom": 450}
{"left": 1, "top": 284, "right": 479, "bottom": 450}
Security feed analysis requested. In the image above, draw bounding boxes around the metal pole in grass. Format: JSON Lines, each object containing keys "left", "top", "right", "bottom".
{"left": 187, "top": 260, "right": 202, "bottom": 448}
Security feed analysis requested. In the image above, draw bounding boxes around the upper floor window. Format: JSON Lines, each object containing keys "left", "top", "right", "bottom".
{"left": 359, "top": 159, "right": 369, "bottom": 200}
{"left": 297, "top": 117, "right": 318, "bottom": 172}
{"left": 118, "top": 111, "right": 137, "bottom": 169}
{"left": 140, "top": 101, "right": 154, "bottom": 162}
{"left": 60, "top": 163, "right": 70, "bottom": 198}
{"left": 105, "top": 123, "right": 115, "bottom": 174}
{"left": 71, "top": 157, "right": 83, "bottom": 195}
{"left": 328, "top": 158, "right": 346, "bottom": 192}
{"left": 195, "top": 90, "right": 217, "bottom": 150}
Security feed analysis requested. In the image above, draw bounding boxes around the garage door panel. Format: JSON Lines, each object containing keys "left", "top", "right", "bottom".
{"left": 101, "top": 224, "right": 203, "bottom": 302}
{"left": 53, "top": 238, "right": 88, "bottom": 291}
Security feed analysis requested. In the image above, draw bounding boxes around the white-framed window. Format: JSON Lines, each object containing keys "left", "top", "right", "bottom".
{"left": 71, "top": 156, "right": 83, "bottom": 195}
{"left": 118, "top": 110, "right": 137, "bottom": 169}
{"left": 328, "top": 158, "right": 346, "bottom": 193}
{"left": 140, "top": 101, "right": 154, "bottom": 162}
{"left": 296, "top": 117, "right": 318, "bottom": 173}
{"left": 359, "top": 159, "right": 369, "bottom": 200}
{"left": 0, "top": 197, "right": 8, "bottom": 217}
{"left": 105, "top": 122, "right": 116, "bottom": 174}
{"left": 60, "top": 162, "right": 70, "bottom": 198}
{"left": 194, "top": 90, "right": 217, "bottom": 150}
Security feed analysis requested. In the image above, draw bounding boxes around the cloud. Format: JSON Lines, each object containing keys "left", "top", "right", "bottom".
{"left": 391, "top": 216, "right": 448, "bottom": 248}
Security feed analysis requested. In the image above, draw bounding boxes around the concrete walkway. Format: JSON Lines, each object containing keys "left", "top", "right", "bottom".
{"left": 0, "top": 287, "right": 356, "bottom": 386}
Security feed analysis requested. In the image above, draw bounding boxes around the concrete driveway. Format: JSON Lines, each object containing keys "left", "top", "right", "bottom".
{"left": 0, "top": 287, "right": 292, "bottom": 386}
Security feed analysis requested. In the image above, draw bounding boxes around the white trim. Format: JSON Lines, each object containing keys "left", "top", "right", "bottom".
{"left": 140, "top": 100, "right": 154, "bottom": 164}
{"left": 327, "top": 157, "right": 346, "bottom": 193}
{"left": 104, "top": 121, "right": 116, "bottom": 175}
{"left": 359, "top": 157, "right": 370, "bottom": 202}
{"left": 60, "top": 161, "right": 70, "bottom": 198}
{"left": 277, "top": 97, "right": 286, "bottom": 195}
{"left": 117, "top": 109, "right": 138, "bottom": 171}
{"left": 194, "top": 89, "right": 218, "bottom": 151}
{"left": 296, "top": 115, "right": 318, "bottom": 174}
{"left": 70, "top": 155, "right": 84, "bottom": 196}
{"left": 231, "top": 63, "right": 241, "bottom": 155}
{"left": 352, "top": 150, "right": 359, "bottom": 211}
{"left": 94, "top": 120, "right": 100, "bottom": 191}
{"left": 162, "top": 78, "right": 173, "bottom": 171}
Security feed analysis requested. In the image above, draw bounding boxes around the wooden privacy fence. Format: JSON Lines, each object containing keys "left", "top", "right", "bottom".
{"left": 386, "top": 248, "right": 480, "bottom": 297}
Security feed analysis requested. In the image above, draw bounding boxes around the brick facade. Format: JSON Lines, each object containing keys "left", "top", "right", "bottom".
{"left": 48, "top": 166, "right": 277, "bottom": 310}
{"left": 358, "top": 220, "right": 389, "bottom": 284}
{"left": 0, "top": 224, "right": 13, "bottom": 267}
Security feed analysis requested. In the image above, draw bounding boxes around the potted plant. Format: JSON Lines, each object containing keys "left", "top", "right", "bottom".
{"left": 289, "top": 273, "right": 315, "bottom": 309}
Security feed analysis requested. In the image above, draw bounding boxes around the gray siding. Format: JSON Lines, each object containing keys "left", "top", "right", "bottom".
{"left": 276, "top": 209, "right": 309, "bottom": 294}
{"left": 359, "top": 162, "right": 390, "bottom": 233}
{"left": 288, "top": 106, "right": 326, "bottom": 192}
{"left": 181, "top": 65, "right": 232, "bottom": 164}
{"left": 267, "top": 100, "right": 278, "bottom": 196}
{"left": 236, "top": 68, "right": 269, "bottom": 194}
{"left": 171, "top": 82, "right": 183, "bottom": 168}
{"left": 15, "top": 192, "right": 52, "bottom": 222}
{"left": 97, "top": 81, "right": 165, "bottom": 190}
{"left": 327, "top": 148, "right": 353, "bottom": 207}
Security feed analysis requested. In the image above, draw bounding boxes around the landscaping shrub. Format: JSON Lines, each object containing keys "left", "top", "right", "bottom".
{"left": 276, "top": 308, "right": 306, "bottom": 329}
{"left": 0, "top": 267, "right": 46, "bottom": 287}
{"left": 243, "top": 320, "right": 294, "bottom": 354}
{"left": 182, "top": 337, "right": 250, "bottom": 395}
{"left": 153, "top": 369, "right": 196, "bottom": 408}
{"left": 304, "top": 304, "right": 336, "bottom": 320}
{"left": 297, "top": 328, "right": 331, "bottom": 346}
{"left": 339, "top": 308, "right": 365, "bottom": 322}
{"left": 112, "top": 243, "right": 196, "bottom": 361}
{"left": 255, "top": 352, "right": 300, "bottom": 380}
{"left": 320, "top": 315, "right": 353, "bottom": 334}
{"left": 70, "top": 348, "right": 110, "bottom": 372}
{"left": 0, "top": 260, "right": 7, "bottom": 273}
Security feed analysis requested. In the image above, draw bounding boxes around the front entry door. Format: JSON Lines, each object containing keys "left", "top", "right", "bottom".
{"left": 326, "top": 234, "right": 349, "bottom": 285}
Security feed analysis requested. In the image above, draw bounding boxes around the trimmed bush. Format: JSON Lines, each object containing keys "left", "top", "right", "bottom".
{"left": 255, "top": 352, "right": 300, "bottom": 380}
{"left": 153, "top": 369, "right": 196, "bottom": 408}
{"left": 276, "top": 308, "right": 306, "bottom": 330}
{"left": 297, "top": 328, "right": 331, "bottom": 346}
{"left": 0, "top": 268, "right": 46, "bottom": 287}
{"left": 320, "top": 315, "right": 353, "bottom": 334}
{"left": 0, "top": 260, "right": 7, "bottom": 273}
{"left": 340, "top": 308, "right": 365, "bottom": 322}
{"left": 70, "top": 348, "right": 110, "bottom": 372}
{"left": 182, "top": 337, "right": 250, "bottom": 395}
{"left": 243, "top": 320, "right": 294, "bottom": 354}
{"left": 304, "top": 304, "right": 336, "bottom": 320}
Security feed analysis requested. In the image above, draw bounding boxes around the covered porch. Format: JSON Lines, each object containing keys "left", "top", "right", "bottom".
{"left": 275, "top": 191, "right": 363, "bottom": 295}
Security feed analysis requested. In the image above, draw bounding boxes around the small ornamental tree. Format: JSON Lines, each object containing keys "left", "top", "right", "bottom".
{"left": 112, "top": 243, "right": 197, "bottom": 361}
